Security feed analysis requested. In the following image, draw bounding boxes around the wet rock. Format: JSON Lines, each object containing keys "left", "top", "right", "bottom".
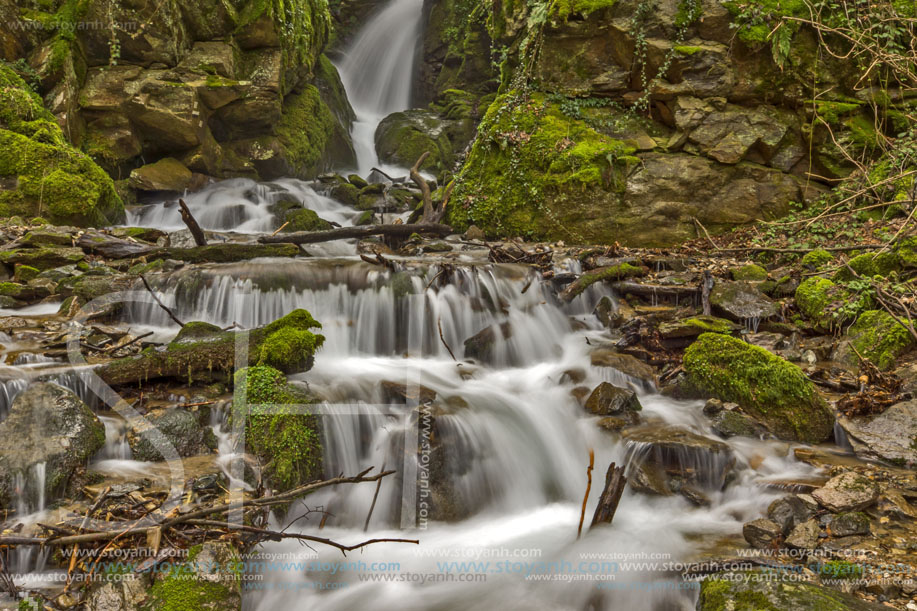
{"left": 375, "top": 109, "right": 453, "bottom": 172}
{"left": 837, "top": 400, "right": 917, "bottom": 467}
{"left": 584, "top": 382, "right": 642, "bottom": 416}
{"left": 0, "top": 383, "right": 105, "bottom": 509}
{"left": 784, "top": 518, "right": 820, "bottom": 549}
{"left": 86, "top": 574, "right": 149, "bottom": 611}
{"left": 596, "top": 416, "right": 636, "bottom": 432}
{"left": 730, "top": 264, "right": 768, "bottom": 282}
{"left": 709, "top": 280, "right": 778, "bottom": 322}
{"left": 768, "top": 495, "right": 816, "bottom": 535}
{"left": 20, "top": 227, "right": 76, "bottom": 247}
{"left": 463, "top": 225, "right": 485, "bottom": 241}
{"left": 463, "top": 323, "right": 512, "bottom": 364}
{"left": 624, "top": 425, "right": 735, "bottom": 496}
{"left": 589, "top": 349, "right": 656, "bottom": 387}
{"left": 560, "top": 369, "right": 586, "bottom": 384}
{"left": 698, "top": 570, "right": 884, "bottom": 610}
{"left": 743, "top": 518, "right": 782, "bottom": 549}
{"left": 0, "top": 247, "right": 85, "bottom": 270}
{"left": 657, "top": 315, "right": 740, "bottom": 339}
{"left": 129, "top": 158, "right": 194, "bottom": 192}
{"left": 812, "top": 472, "right": 879, "bottom": 512}
{"left": 710, "top": 408, "right": 769, "bottom": 439}
{"left": 827, "top": 512, "right": 870, "bottom": 537}
{"left": 380, "top": 381, "right": 437, "bottom": 405}
{"left": 0, "top": 281, "right": 51, "bottom": 302}
{"left": 172, "top": 321, "right": 224, "bottom": 343}
{"left": 128, "top": 408, "right": 214, "bottom": 462}
{"left": 144, "top": 542, "right": 241, "bottom": 611}
{"left": 683, "top": 333, "right": 834, "bottom": 443}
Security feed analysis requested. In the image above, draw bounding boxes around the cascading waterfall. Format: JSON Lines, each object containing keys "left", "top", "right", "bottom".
{"left": 127, "top": 178, "right": 359, "bottom": 234}
{"left": 110, "top": 256, "right": 817, "bottom": 609}
{"left": 337, "top": 0, "right": 425, "bottom": 175}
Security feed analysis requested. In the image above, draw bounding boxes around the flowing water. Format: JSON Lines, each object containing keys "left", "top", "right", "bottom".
{"left": 336, "top": 0, "right": 425, "bottom": 175}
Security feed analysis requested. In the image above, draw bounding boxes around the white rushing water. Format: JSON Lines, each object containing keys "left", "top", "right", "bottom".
{"left": 337, "top": 0, "right": 425, "bottom": 175}
{"left": 126, "top": 178, "right": 359, "bottom": 235}
{"left": 115, "top": 257, "right": 818, "bottom": 610}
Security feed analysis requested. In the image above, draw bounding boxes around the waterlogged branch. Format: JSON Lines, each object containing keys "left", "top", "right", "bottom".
{"left": 258, "top": 223, "right": 453, "bottom": 245}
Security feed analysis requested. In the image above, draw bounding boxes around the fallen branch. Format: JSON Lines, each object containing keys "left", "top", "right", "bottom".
{"left": 179, "top": 199, "right": 207, "bottom": 247}
{"left": 139, "top": 274, "right": 185, "bottom": 328}
{"left": 438, "top": 317, "right": 456, "bottom": 361}
{"left": 410, "top": 152, "right": 434, "bottom": 224}
{"left": 364, "top": 462, "right": 386, "bottom": 532}
{"left": 577, "top": 449, "right": 594, "bottom": 539}
{"left": 258, "top": 223, "right": 452, "bottom": 245}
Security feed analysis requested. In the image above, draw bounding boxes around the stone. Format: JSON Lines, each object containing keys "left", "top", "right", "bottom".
{"left": 784, "top": 518, "right": 820, "bottom": 549}
{"left": 380, "top": 381, "right": 437, "bottom": 405}
{"left": 743, "top": 518, "right": 782, "bottom": 549}
{"left": 710, "top": 409, "right": 768, "bottom": 439}
{"left": 584, "top": 382, "right": 642, "bottom": 416}
{"left": 463, "top": 323, "right": 512, "bottom": 364}
{"left": 0, "top": 247, "right": 85, "bottom": 270}
{"left": 657, "top": 315, "right": 741, "bottom": 339}
{"left": 709, "top": 281, "right": 779, "bottom": 322}
{"left": 0, "top": 383, "right": 105, "bottom": 509}
{"left": 128, "top": 408, "right": 214, "bottom": 462}
{"left": 768, "top": 495, "right": 816, "bottom": 535}
{"left": 129, "top": 158, "right": 194, "bottom": 192}
{"left": 589, "top": 349, "right": 656, "bottom": 386}
{"left": 812, "top": 472, "right": 878, "bottom": 512}
{"left": 623, "top": 425, "right": 735, "bottom": 496}
{"left": 124, "top": 75, "right": 205, "bottom": 153}
{"left": 827, "top": 512, "right": 870, "bottom": 537}
{"left": 836, "top": 400, "right": 917, "bottom": 466}
{"left": 463, "top": 225, "right": 486, "bottom": 241}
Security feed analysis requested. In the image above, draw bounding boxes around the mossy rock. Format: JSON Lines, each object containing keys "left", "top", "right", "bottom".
{"left": 897, "top": 236, "right": 917, "bottom": 268}
{"left": 172, "top": 321, "right": 224, "bottom": 344}
{"left": 845, "top": 310, "right": 915, "bottom": 370}
{"left": 731, "top": 264, "right": 768, "bottom": 282}
{"left": 232, "top": 366, "right": 322, "bottom": 492}
{"left": 657, "top": 316, "right": 742, "bottom": 338}
{"left": 375, "top": 109, "right": 453, "bottom": 172}
{"left": 283, "top": 208, "right": 333, "bottom": 232}
{"left": 13, "top": 265, "right": 40, "bottom": 283}
{"left": 684, "top": 333, "right": 833, "bottom": 443}
{"left": 144, "top": 542, "right": 241, "bottom": 611}
{"left": 698, "top": 570, "right": 882, "bottom": 610}
{"left": 257, "top": 309, "right": 325, "bottom": 373}
{"left": 0, "top": 247, "right": 85, "bottom": 270}
{"left": 794, "top": 277, "right": 872, "bottom": 331}
{"left": 800, "top": 249, "right": 833, "bottom": 268}
{"left": 0, "top": 63, "right": 124, "bottom": 226}
{"left": 832, "top": 251, "right": 900, "bottom": 281}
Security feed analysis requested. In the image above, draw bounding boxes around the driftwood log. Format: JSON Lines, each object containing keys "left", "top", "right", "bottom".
{"left": 590, "top": 462, "right": 626, "bottom": 529}
{"left": 258, "top": 223, "right": 452, "bottom": 245}
{"left": 179, "top": 199, "right": 208, "bottom": 246}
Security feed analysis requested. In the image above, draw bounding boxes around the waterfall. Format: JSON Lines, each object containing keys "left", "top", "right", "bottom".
{"left": 126, "top": 177, "right": 359, "bottom": 234}
{"left": 337, "top": 0, "right": 425, "bottom": 175}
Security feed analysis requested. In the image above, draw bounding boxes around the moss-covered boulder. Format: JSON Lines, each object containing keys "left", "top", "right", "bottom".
{"left": 832, "top": 251, "right": 900, "bottom": 282}
{"left": 233, "top": 365, "right": 322, "bottom": 492}
{"left": 843, "top": 310, "right": 915, "bottom": 371}
{"left": 144, "top": 542, "right": 241, "bottom": 611}
{"left": 698, "top": 570, "right": 883, "bottom": 610}
{"left": 128, "top": 158, "right": 194, "bottom": 193}
{"left": 795, "top": 277, "right": 873, "bottom": 331}
{"left": 684, "top": 333, "right": 833, "bottom": 443}
{"left": 375, "top": 109, "right": 454, "bottom": 172}
{"left": 0, "top": 64, "right": 123, "bottom": 226}
{"left": 127, "top": 408, "right": 215, "bottom": 462}
{"left": 283, "top": 208, "right": 333, "bottom": 232}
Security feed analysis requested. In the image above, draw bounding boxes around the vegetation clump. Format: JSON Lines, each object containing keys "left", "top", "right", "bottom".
{"left": 846, "top": 310, "right": 915, "bottom": 370}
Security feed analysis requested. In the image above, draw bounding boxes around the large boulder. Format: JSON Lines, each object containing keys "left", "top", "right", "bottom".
{"left": 811, "top": 472, "right": 878, "bottom": 513}
{"left": 127, "top": 408, "right": 214, "bottom": 462}
{"left": 836, "top": 400, "right": 917, "bottom": 467}
{"left": 0, "top": 383, "right": 106, "bottom": 509}
{"left": 0, "top": 64, "right": 123, "bottom": 226}
{"left": 584, "top": 382, "right": 642, "bottom": 416}
{"left": 623, "top": 425, "right": 735, "bottom": 499}
{"left": 375, "top": 109, "right": 453, "bottom": 172}
{"left": 709, "top": 281, "right": 778, "bottom": 322}
{"left": 684, "top": 333, "right": 834, "bottom": 443}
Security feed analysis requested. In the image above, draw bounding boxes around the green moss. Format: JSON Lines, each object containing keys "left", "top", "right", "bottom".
{"left": 564, "top": 262, "right": 645, "bottom": 299}
{"left": 272, "top": 84, "right": 336, "bottom": 176}
{"left": 673, "top": 45, "right": 702, "bottom": 55}
{"left": 795, "top": 277, "right": 871, "bottom": 330}
{"left": 13, "top": 265, "right": 39, "bottom": 283}
{"left": 552, "top": 0, "right": 617, "bottom": 19}
{"left": 896, "top": 236, "right": 917, "bottom": 268}
{"left": 810, "top": 100, "right": 862, "bottom": 124}
{"left": 236, "top": 0, "right": 330, "bottom": 81}
{"left": 683, "top": 316, "right": 741, "bottom": 334}
{"left": 283, "top": 208, "right": 332, "bottom": 232}
{"left": 832, "top": 251, "right": 900, "bottom": 281}
{"left": 446, "top": 92, "right": 636, "bottom": 241}
{"left": 847, "top": 310, "right": 915, "bottom": 370}
{"left": 0, "top": 63, "right": 123, "bottom": 226}
{"left": 800, "top": 249, "right": 833, "bottom": 268}
{"left": 233, "top": 366, "right": 322, "bottom": 491}
{"left": 684, "top": 333, "right": 833, "bottom": 443}
{"left": 731, "top": 264, "right": 768, "bottom": 281}
{"left": 145, "top": 571, "right": 235, "bottom": 611}
{"left": 257, "top": 309, "right": 325, "bottom": 373}
{"left": 172, "top": 321, "right": 224, "bottom": 344}
{"left": 815, "top": 560, "right": 864, "bottom": 580}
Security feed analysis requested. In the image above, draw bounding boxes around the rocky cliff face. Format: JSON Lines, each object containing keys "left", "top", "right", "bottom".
{"left": 422, "top": 0, "right": 906, "bottom": 245}
{"left": 5, "top": 0, "right": 355, "bottom": 199}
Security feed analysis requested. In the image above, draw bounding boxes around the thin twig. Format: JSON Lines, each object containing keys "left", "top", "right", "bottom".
{"left": 139, "top": 274, "right": 185, "bottom": 328}
{"left": 577, "top": 449, "right": 594, "bottom": 540}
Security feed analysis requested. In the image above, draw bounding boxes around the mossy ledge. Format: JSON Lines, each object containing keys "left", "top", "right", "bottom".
{"left": 683, "top": 333, "right": 834, "bottom": 443}
{"left": 97, "top": 309, "right": 325, "bottom": 385}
